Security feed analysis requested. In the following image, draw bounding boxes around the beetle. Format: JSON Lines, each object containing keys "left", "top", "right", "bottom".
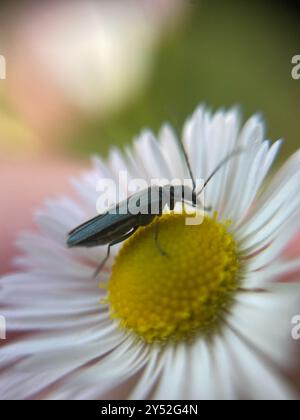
{"left": 67, "top": 139, "right": 242, "bottom": 276}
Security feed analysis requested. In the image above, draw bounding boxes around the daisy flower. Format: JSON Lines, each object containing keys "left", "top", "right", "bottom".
{"left": 1, "top": 105, "right": 300, "bottom": 400}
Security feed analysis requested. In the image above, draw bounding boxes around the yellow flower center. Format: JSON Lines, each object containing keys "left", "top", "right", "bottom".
{"left": 105, "top": 212, "right": 240, "bottom": 343}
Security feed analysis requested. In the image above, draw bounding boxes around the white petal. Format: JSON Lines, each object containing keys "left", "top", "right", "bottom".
{"left": 151, "top": 344, "right": 189, "bottom": 399}
{"left": 220, "top": 114, "right": 265, "bottom": 219}
{"left": 129, "top": 346, "right": 166, "bottom": 400}
{"left": 187, "top": 338, "right": 226, "bottom": 400}
{"left": 223, "top": 327, "right": 296, "bottom": 400}
{"left": 228, "top": 285, "right": 300, "bottom": 367}
{"left": 45, "top": 337, "right": 150, "bottom": 400}
{"left": 0, "top": 333, "right": 125, "bottom": 400}
{"left": 232, "top": 140, "right": 282, "bottom": 226}
{"left": 238, "top": 151, "right": 300, "bottom": 245}
{"left": 133, "top": 130, "right": 172, "bottom": 181}
{"left": 208, "top": 334, "right": 238, "bottom": 400}
{"left": 71, "top": 171, "right": 100, "bottom": 215}
{"left": 243, "top": 211, "right": 300, "bottom": 273}
{"left": 159, "top": 124, "right": 189, "bottom": 181}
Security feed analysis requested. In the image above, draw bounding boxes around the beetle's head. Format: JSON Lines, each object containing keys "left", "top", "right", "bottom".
{"left": 170, "top": 185, "right": 194, "bottom": 205}
{"left": 181, "top": 185, "right": 207, "bottom": 209}
{"left": 191, "top": 190, "right": 197, "bottom": 206}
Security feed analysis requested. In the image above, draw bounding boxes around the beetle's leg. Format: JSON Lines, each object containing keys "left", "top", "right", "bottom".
{"left": 93, "top": 246, "right": 112, "bottom": 278}
{"left": 154, "top": 222, "right": 169, "bottom": 258}
{"left": 93, "top": 227, "right": 138, "bottom": 278}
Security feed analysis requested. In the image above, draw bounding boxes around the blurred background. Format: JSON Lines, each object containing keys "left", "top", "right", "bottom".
{"left": 0, "top": 0, "right": 300, "bottom": 273}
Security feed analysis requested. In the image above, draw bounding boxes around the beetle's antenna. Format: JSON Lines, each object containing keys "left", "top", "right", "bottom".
{"left": 197, "top": 148, "right": 244, "bottom": 196}
{"left": 177, "top": 137, "right": 196, "bottom": 193}
{"left": 167, "top": 108, "right": 197, "bottom": 193}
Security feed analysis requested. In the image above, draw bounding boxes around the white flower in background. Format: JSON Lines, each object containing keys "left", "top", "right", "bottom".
{"left": 7, "top": 0, "right": 185, "bottom": 117}
{"left": 1, "top": 106, "right": 300, "bottom": 400}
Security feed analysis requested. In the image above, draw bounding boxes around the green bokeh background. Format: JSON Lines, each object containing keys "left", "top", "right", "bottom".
{"left": 69, "top": 0, "right": 300, "bottom": 163}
